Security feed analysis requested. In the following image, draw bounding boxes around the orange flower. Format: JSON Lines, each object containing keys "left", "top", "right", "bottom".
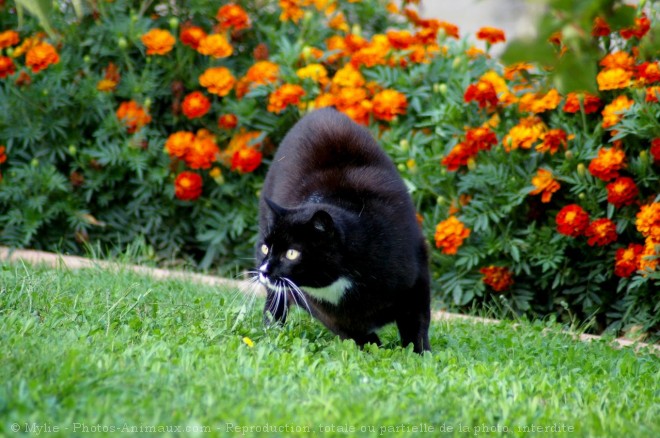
{"left": 197, "top": 33, "right": 233, "bottom": 58}
{"left": 218, "top": 113, "right": 238, "bottom": 130}
{"left": 476, "top": 27, "right": 505, "bottom": 44}
{"left": 372, "top": 89, "right": 407, "bottom": 121}
{"left": 518, "top": 89, "right": 561, "bottom": 113}
{"left": 0, "top": 56, "right": 16, "bottom": 79}
{"left": 222, "top": 130, "right": 263, "bottom": 166}
{"left": 25, "top": 42, "right": 59, "bottom": 73}
{"left": 588, "top": 147, "right": 626, "bottom": 181}
{"left": 601, "top": 95, "right": 633, "bottom": 129}
{"left": 636, "top": 62, "right": 660, "bottom": 84}
{"left": 0, "top": 30, "right": 20, "bottom": 49}
{"left": 556, "top": 204, "right": 589, "bottom": 237}
{"left": 116, "top": 100, "right": 151, "bottom": 133}
{"left": 639, "top": 239, "right": 658, "bottom": 272}
{"left": 186, "top": 133, "right": 219, "bottom": 169}
{"left": 599, "top": 52, "right": 635, "bottom": 71}
{"left": 96, "top": 62, "right": 120, "bottom": 92}
{"left": 503, "top": 116, "right": 547, "bottom": 152}
{"left": 165, "top": 131, "right": 195, "bottom": 159}
{"left": 614, "top": 243, "right": 644, "bottom": 277}
{"left": 585, "top": 218, "right": 617, "bottom": 247}
{"left": 331, "top": 64, "right": 365, "bottom": 90}
{"left": 328, "top": 12, "right": 349, "bottom": 32}
{"left": 464, "top": 80, "right": 498, "bottom": 109}
{"left": 231, "top": 147, "right": 262, "bottom": 173}
{"left": 296, "top": 63, "right": 328, "bottom": 84}
{"left": 216, "top": 3, "right": 250, "bottom": 30}
{"left": 182, "top": 91, "right": 211, "bottom": 119}
{"left": 504, "top": 63, "right": 533, "bottom": 81}
{"left": 592, "top": 17, "right": 611, "bottom": 37}
{"left": 350, "top": 35, "right": 390, "bottom": 68}
{"left": 0, "top": 145, "right": 7, "bottom": 164}
{"left": 243, "top": 60, "right": 280, "bottom": 86}
{"left": 530, "top": 169, "right": 560, "bottom": 203}
{"left": 141, "top": 29, "right": 175, "bottom": 55}
{"left": 386, "top": 30, "right": 414, "bottom": 49}
{"left": 537, "top": 129, "right": 570, "bottom": 154}
{"left": 267, "top": 84, "right": 306, "bottom": 113}
{"left": 314, "top": 93, "right": 336, "bottom": 109}
{"left": 620, "top": 13, "right": 650, "bottom": 40}
{"left": 180, "top": 25, "right": 207, "bottom": 50}
{"left": 606, "top": 177, "right": 638, "bottom": 208}
{"left": 480, "top": 266, "right": 514, "bottom": 292}
{"left": 636, "top": 203, "right": 660, "bottom": 243}
{"left": 563, "top": 92, "right": 602, "bottom": 114}
{"left": 174, "top": 171, "right": 203, "bottom": 201}
{"left": 646, "top": 86, "right": 660, "bottom": 103}
{"left": 434, "top": 216, "right": 470, "bottom": 255}
{"left": 199, "top": 67, "right": 236, "bottom": 96}
{"left": 441, "top": 142, "right": 474, "bottom": 171}
{"left": 650, "top": 138, "right": 660, "bottom": 164}
{"left": 597, "top": 67, "right": 632, "bottom": 91}
{"left": 279, "top": 0, "right": 306, "bottom": 23}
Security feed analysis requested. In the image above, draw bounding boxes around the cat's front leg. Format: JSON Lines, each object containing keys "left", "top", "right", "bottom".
{"left": 263, "top": 289, "right": 289, "bottom": 326}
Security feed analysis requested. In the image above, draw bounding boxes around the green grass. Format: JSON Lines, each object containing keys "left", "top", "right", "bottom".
{"left": 1, "top": 262, "right": 659, "bottom": 437}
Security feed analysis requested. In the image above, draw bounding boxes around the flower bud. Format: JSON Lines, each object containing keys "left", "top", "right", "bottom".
{"left": 467, "top": 157, "right": 476, "bottom": 170}
{"left": 578, "top": 192, "right": 586, "bottom": 200}
{"left": 144, "top": 97, "right": 152, "bottom": 110}
{"left": 564, "top": 150, "right": 574, "bottom": 160}
{"left": 301, "top": 46, "right": 313, "bottom": 61}
{"left": 31, "top": 158, "right": 39, "bottom": 167}
{"left": 168, "top": 17, "right": 179, "bottom": 30}
{"left": 436, "top": 196, "right": 445, "bottom": 205}
{"left": 7, "top": 47, "right": 14, "bottom": 57}
{"left": 351, "top": 24, "right": 362, "bottom": 37}
{"left": 640, "top": 150, "right": 649, "bottom": 164}
{"left": 118, "top": 37, "right": 128, "bottom": 49}
{"left": 397, "top": 163, "right": 406, "bottom": 172}
{"left": 452, "top": 56, "right": 463, "bottom": 69}
{"left": 577, "top": 163, "right": 586, "bottom": 176}
{"left": 399, "top": 139, "right": 409, "bottom": 152}
{"left": 68, "top": 145, "right": 77, "bottom": 155}
{"left": 437, "top": 83, "right": 448, "bottom": 95}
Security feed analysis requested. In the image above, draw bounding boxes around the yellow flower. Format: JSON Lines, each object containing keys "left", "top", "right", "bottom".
{"left": 503, "top": 116, "right": 547, "bottom": 151}
{"left": 601, "top": 95, "right": 634, "bottom": 129}
{"left": 530, "top": 168, "right": 560, "bottom": 203}
{"left": 518, "top": 89, "right": 561, "bottom": 113}
{"left": 636, "top": 203, "right": 660, "bottom": 243}
{"left": 597, "top": 67, "right": 632, "bottom": 91}
{"left": 242, "top": 337, "right": 254, "bottom": 348}
{"left": 296, "top": 63, "right": 328, "bottom": 84}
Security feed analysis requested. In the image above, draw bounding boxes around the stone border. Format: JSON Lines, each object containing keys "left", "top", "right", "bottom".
{"left": 1, "top": 246, "right": 657, "bottom": 354}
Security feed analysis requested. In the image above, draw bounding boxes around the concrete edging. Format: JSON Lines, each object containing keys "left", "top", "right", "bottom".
{"left": 1, "top": 246, "right": 657, "bottom": 354}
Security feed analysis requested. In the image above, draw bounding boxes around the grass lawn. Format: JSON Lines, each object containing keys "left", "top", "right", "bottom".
{"left": 1, "top": 262, "right": 659, "bottom": 437}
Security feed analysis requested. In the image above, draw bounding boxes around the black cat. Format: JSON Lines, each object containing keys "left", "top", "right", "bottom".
{"left": 256, "top": 108, "right": 431, "bottom": 353}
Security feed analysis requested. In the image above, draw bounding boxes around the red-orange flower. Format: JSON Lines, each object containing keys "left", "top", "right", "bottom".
{"left": 199, "top": 67, "right": 235, "bottom": 96}
{"left": 441, "top": 127, "right": 497, "bottom": 171}
{"left": 372, "top": 89, "right": 407, "bottom": 121}
{"left": 597, "top": 68, "right": 632, "bottom": 91}
{"left": 537, "top": 129, "right": 570, "bottom": 154}
{"left": 518, "top": 89, "right": 561, "bottom": 113}
{"left": 165, "top": 131, "right": 195, "bottom": 159}
{"left": 197, "top": 33, "right": 233, "bottom": 58}
{"left": 267, "top": 84, "right": 305, "bottom": 113}
{"left": 636, "top": 203, "right": 660, "bottom": 243}
{"left": 186, "top": 132, "right": 219, "bottom": 169}
{"left": 216, "top": 3, "right": 250, "bottom": 31}
{"left": 386, "top": 30, "right": 415, "bottom": 49}
{"left": 640, "top": 239, "right": 659, "bottom": 272}
{"left": 556, "top": 204, "right": 589, "bottom": 237}
{"left": 563, "top": 92, "right": 601, "bottom": 114}
{"left": 476, "top": 27, "right": 505, "bottom": 44}
{"left": 646, "top": 86, "right": 660, "bottom": 103}
{"left": 585, "top": 218, "right": 617, "bottom": 247}
{"left": 464, "top": 80, "right": 498, "bottom": 109}
{"left": 25, "top": 42, "right": 59, "bottom": 73}
{"left": 588, "top": 147, "right": 626, "bottom": 181}
{"left": 0, "top": 145, "right": 7, "bottom": 164}
{"left": 503, "top": 116, "right": 547, "bottom": 151}
{"left": 434, "top": 216, "right": 470, "bottom": 255}
{"left": 441, "top": 142, "right": 474, "bottom": 171}
{"left": 480, "top": 266, "right": 514, "bottom": 292}
{"left": 218, "top": 113, "right": 238, "bottom": 130}
{"left": 116, "top": 100, "right": 151, "bottom": 133}
{"left": 279, "top": 0, "right": 305, "bottom": 23}
{"left": 636, "top": 62, "right": 660, "bottom": 84}
{"left": 614, "top": 243, "right": 644, "bottom": 277}
{"left": 599, "top": 51, "right": 635, "bottom": 71}
{"left": 0, "top": 30, "right": 20, "bottom": 49}
{"left": 180, "top": 25, "right": 207, "bottom": 50}
{"left": 601, "top": 95, "right": 634, "bottom": 128}
{"left": 174, "top": 171, "right": 203, "bottom": 201}
{"left": 620, "top": 13, "right": 650, "bottom": 40}
{"left": 530, "top": 169, "right": 560, "bottom": 203}
{"left": 231, "top": 147, "right": 262, "bottom": 173}
{"left": 650, "top": 138, "right": 660, "bottom": 164}
{"left": 0, "top": 56, "right": 16, "bottom": 79}
{"left": 141, "top": 29, "right": 175, "bottom": 55}
{"left": 592, "top": 17, "right": 611, "bottom": 37}
{"left": 96, "top": 62, "right": 120, "bottom": 92}
{"left": 606, "top": 177, "right": 638, "bottom": 208}
{"left": 181, "top": 91, "right": 211, "bottom": 119}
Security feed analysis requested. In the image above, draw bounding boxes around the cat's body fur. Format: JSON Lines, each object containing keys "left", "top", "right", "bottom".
{"left": 257, "top": 108, "right": 431, "bottom": 353}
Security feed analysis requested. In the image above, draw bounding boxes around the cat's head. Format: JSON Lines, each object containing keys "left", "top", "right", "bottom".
{"left": 257, "top": 198, "right": 344, "bottom": 291}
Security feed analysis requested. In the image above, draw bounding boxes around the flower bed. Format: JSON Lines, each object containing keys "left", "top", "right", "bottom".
{"left": 0, "top": 0, "right": 658, "bottom": 337}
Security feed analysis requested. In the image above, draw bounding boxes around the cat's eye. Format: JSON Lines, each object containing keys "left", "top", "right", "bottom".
{"left": 260, "top": 244, "right": 269, "bottom": 255}
{"left": 285, "top": 249, "right": 300, "bottom": 261}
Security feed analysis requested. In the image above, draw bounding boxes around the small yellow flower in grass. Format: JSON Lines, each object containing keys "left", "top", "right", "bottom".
{"left": 242, "top": 336, "right": 254, "bottom": 348}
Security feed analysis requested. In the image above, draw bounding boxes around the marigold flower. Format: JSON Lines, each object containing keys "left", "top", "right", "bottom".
{"left": 537, "top": 129, "right": 570, "bottom": 155}
{"left": 244, "top": 60, "right": 280, "bottom": 85}
{"left": 563, "top": 92, "right": 602, "bottom": 114}
{"left": 186, "top": 134, "right": 220, "bottom": 169}
{"left": 556, "top": 204, "right": 590, "bottom": 237}
{"left": 231, "top": 147, "right": 263, "bottom": 173}
{"left": 174, "top": 171, "right": 203, "bottom": 201}
{"left": 441, "top": 142, "right": 473, "bottom": 171}
{"left": 0, "top": 30, "right": 20, "bottom": 49}
{"left": 267, "top": 84, "right": 306, "bottom": 113}
{"left": 199, "top": 67, "right": 236, "bottom": 96}
{"left": 25, "top": 42, "right": 59, "bottom": 73}
{"left": 441, "top": 127, "right": 497, "bottom": 171}
{"left": 530, "top": 169, "right": 560, "bottom": 203}
{"left": 464, "top": 80, "right": 498, "bottom": 109}
{"left": 636, "top": 62, "right": 660, "bottom": 84}
{"left": 614, "top": 243, "right": 644, "bottom": 278}
{"left": 331, "top": 64, "right": 365, "bottom": 90}
{"left": 597, "top": 67, "right": 632, "bottom": 91}
{"left": 218, "top": 113, "right": 238, "bottom": 130}
{"left": 518, "top": 89, "right": 561, "bottom": 113}
{"left": 223, "top": 130, "right": 263, "bottom": 166}
{"left": 350, "top": 36, "right": 390, "bottom": 68}
{"left": 476, "top": 27, "right": 505, "bottom": 44}
{"left": 601, "top": 95, "right": 633, "bottom": 129}
{"left": 197, "top": 33, "right": 233, "bottom": 58}
{"left": 599, "top": 51, "right": 635, "bottom": 71}
{"left": 0, "top": 56, "right": 16, "bottom": 79}
{"left": 96, "top": 62, "right": 120, "bottom": 92}
{"left": 141, "top": 29, "right": 175, "bottom": 55}
{"left": 588, "top": 147, "right": 626, "bottom": 181}
{"left": 116, "top": 100, "right": 151, "bottom": 133}
{"left": 620, "top": 13, "right": 650, "bottom": 40}
{"left": 182, "top": 91, "right": 211, "bottom": 119}
{"left": 585, "top": 218, "right": 618, "bottom": 247}
{"left": 165, "top": 131, "right": 195, "bottom": 159}
{"left": 645, "top": 86, "right": 660, "bottom": 103}
{"left": 639, "top": 239, "right": 658, "bottom": 272}
{"left": 334, "top": 86, "right": 367, "bottom": 109}
{"left": 329, "top": 12, "right": 349, "bottom": 32}
{"left": 386, "top": 30, "right": 414, "bottom": 49}
{"left": 592, "top": 17, "right": 611, "bottom": 37}
{"left": 466, "top": 127, "right": 498, "bottom": 151}
{"left": 480, "top": 266, "right": 514, "bottom": 292}
{"left": 296, "top": 63, "right": 328, "bottom": 84}
{"left": 180, "top": 25, "right": 207, "bottom": 50}
{"left": 216, "top": 3, "right": 250, "bottom": 30}
{"left": 434, "top": 216, "right": 470, "bottom": 255}
{"left": 606, "top": 177, "right": 638, "bottom": 208}
{"left": 650, "top": 138, "right": 660, "bottom": 164}
{"left": 0, "top": 145, "right": 7, "bottom": 164}
{"left": 279, "top": 0, "right": 306, "bottom": 23}
{"left": 372, "top": 89, "right": 407, "bottom": 121}
{"left": 636, "top": 203, "right": 660, "bottom": 243}
{"left": 503, "top": 116, "right": 546, "bottom": 152}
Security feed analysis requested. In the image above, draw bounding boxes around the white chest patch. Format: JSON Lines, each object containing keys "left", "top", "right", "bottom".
{"left": 303, "top": 277, "right": 352, "bottom": 305}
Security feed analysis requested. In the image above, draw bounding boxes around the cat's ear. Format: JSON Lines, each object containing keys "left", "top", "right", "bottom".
{"left": 309, "top": 210, "right": 335, "bottom": 235}
{"left": 264, "top": 197, "right": 287, "bottom": 218}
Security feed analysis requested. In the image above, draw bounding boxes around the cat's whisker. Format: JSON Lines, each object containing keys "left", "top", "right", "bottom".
{"left": 283, "top": 277, "right": 312, "bottom": 315}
